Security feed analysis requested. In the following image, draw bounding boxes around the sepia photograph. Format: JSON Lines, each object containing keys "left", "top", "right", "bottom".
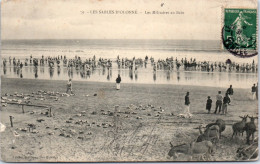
{"left": 0, "top": 0, "right": 258, "bottom": 162}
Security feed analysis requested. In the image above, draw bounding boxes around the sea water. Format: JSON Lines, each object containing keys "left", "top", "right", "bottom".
{"left": 1, "top": 39, "right": 258, "bottom": 88}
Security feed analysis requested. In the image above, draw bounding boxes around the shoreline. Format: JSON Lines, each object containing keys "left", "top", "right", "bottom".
{"left": 0, "top": 77, "right": 253, "bottom": 89}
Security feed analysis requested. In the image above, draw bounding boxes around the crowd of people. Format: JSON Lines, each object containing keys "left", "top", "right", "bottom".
{"left": 2, "top": 55, "right": 258, "bottom": 75}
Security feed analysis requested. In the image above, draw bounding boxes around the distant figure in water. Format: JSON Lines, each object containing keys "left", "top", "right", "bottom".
{"left": 206, "top": 96, "right": 212, "bottom": 114}
{"left": 116, "top": 74, "right": 121, "bottom": 90}
{"left": 66, "top": 78, "right": 73, "bottom": 94}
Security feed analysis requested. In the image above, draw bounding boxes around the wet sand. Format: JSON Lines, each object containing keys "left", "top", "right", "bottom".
{"left": 0, "top": 77, "right": 258, "bottom": 162}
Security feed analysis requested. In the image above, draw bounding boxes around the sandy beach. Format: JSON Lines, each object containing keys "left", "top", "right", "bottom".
{"left": 0, "top": 77, "right": 258, "bottom": 162}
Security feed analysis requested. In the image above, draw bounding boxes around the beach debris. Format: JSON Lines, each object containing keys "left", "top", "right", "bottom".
{"left": 108, "top": 112, "right": 114, "bottom": 116}
{"left": 48, "top": 132, "right": 54, "bottom": 135}
{"left": 36, "top": 119, "right": 45, "bottom": 123}
{"left": 94, "top": 93, "right": 97, "bottom": 96}
{"left": 19, "top": 128, "right": 27, "bottom": 132}
{"left": 13, "top": 130, "right": 20, "bottom": 137}
{"left": 91, "top": 111, "right": 97, "bottom": 115}
{"left": 27, "top": 124, "right": 36, "bottom": 132}
{"left": 69, "top": 129, "right": 76, "bottom": 135}
{"left": 1, "top": 97, "right": 8, "bottom": 100}
{"left": 76, "top": 114, "right": 82, "bottom": 117}
{"left": 78, "top": 136, "right": 84, "bottom": 140}
{"left": 0, "top": 123, "right": 6, "bottom": 132}
{"left": 81, "top": 111, "right": 86, "bottom": 114}
{"left": 9, "top": 116, "right": 14, "bottom": 127}
{"left": 24, "top": 97, "right": 30, "bottom": 100}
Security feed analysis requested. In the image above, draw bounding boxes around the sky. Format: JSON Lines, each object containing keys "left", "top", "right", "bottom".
{"left": 1, "top": 0, "right": 257, "bottom": 40}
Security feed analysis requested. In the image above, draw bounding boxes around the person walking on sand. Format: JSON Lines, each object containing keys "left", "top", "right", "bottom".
{"left": 66, "top": 78, "right": 73, "bottom": 94}
{"left": 206, "top": 96, "right": 212, "bottom": 114}
{"left": 214, "top": 91, "right": 223, "bottom": 114}
{"left": 184, "top": 92, "right": 192, "bottom": 117}
{"left": 116, "top": 74, "right": 121, "bottom": 90}
{"left": 226, "top": 85, "right": 233, "bottom": 104}
{"left": 222, "top": 93, "right": 230, "bottom": 115}
{"left": 251, "top": 84, "right": 257, "bottom": 100}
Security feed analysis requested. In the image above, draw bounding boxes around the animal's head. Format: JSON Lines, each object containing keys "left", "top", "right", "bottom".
{"left": 249, "top": 116, "right": 258, "bottom": 122}
{"left": 239, "top": 115, "right": 248, "bottom": 122}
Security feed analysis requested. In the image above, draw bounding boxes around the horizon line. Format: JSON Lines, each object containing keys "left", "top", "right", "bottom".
{"left": 2, "top": 38, "right": 220, "bottom": 41}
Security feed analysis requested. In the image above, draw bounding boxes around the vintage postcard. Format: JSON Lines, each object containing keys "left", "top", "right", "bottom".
{"left": 0, "top": 0, "right": 258, "bottom": 162}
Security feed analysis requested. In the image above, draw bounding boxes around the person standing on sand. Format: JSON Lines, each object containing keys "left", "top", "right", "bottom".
{"left": 222, "top": 93, "right": 230, "bottom": 115}
{"left": 206, "top": 96, "right": 212, "bottom": 114}
{"left": 66, "top": 78, "right": 73, "bottom": 94}
{"left": 214, "top": 91, "right": 223, "bottom": 114}
{"left": 116, "top": 74, "right": 121, "bottom": 90}
{"left": 251, "top": 84, "right": 256, "bottom": 100}
{"left": 184, "top": 92, "right": 192, "bottom": 117}
{"left": 226, "top": 85, "right": 233, "bottom": 104}
{"left": 256, "top": 83, "right": 258, "bottom": 100}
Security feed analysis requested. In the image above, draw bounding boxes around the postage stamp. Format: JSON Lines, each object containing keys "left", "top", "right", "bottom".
{"left": 222, "top": 8, "right": 258, "bottom": 58}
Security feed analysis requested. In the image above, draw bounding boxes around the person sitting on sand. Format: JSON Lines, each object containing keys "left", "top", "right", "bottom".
{"left": 206, "top": 96, "right": 212, "bottom": 114}
{"left": 116, "top": 74, "right": 121, "bottom": 90}
{"left": 66, "top": 78, "right": 73, "bottom": 94}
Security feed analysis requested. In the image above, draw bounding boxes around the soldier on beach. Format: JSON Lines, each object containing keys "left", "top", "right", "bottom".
{"left": 66, "top": 78, "right": 73, "bottom": 94}
{"left": 214, "top": 91, "right": 223, "bottom": 114}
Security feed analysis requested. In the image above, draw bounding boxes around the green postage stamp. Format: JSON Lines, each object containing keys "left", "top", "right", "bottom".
{"left": 222, "top": 8, "right": 257, "bottom": 57}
